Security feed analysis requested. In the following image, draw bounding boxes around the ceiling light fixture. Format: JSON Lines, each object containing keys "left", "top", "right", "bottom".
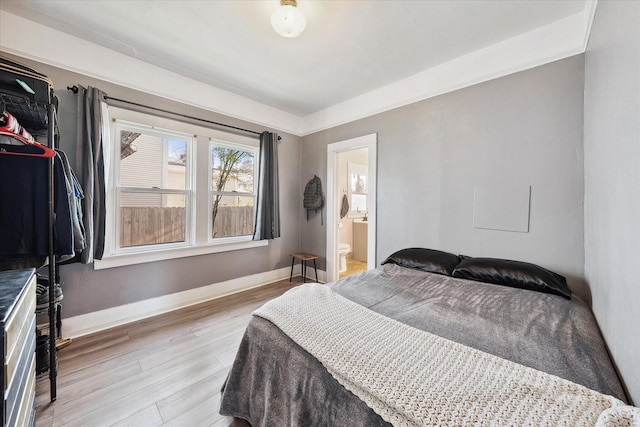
{"left": 271, "top": 0, "right": 306, "bottom": 38}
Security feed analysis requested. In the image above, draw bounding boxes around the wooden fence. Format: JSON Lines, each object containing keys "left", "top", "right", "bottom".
{"left": 120, "top": 206, "right": 253, "bottom": 247}
{"left": 212, "top": 206, "right": 254, "bottom": 238}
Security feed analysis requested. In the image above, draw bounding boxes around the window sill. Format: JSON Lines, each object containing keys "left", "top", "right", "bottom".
{"left": 93, "top": 239, "right": 268, "bottom": 270}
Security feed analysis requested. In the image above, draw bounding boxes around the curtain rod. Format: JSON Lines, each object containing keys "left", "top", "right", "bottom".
{"left": 67, "top": 85, "right": 280, "bottom": 140}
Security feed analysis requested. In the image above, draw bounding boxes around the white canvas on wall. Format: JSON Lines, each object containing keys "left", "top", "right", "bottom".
{"left": 473, "top": 185, "right": 531, "bottom": 233}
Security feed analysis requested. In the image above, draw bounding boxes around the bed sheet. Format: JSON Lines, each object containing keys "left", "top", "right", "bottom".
{"left": 220, "top": 264, "right": 626, "bottom": 425}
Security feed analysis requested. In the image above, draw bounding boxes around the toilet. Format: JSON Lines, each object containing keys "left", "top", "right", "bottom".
{"left": 338, "top": 243, "right": 351, "bottom": 273}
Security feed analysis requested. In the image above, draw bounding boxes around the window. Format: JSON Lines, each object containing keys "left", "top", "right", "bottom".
{"left": 209, "top": 140, "right": 258, "bottom": 240}
{"left": 348, "top": 162, "right": 368, "bottom": 214}
{"left": 97, "top": 107, "right": 266, "bottom": 269}
{"left": 115, "top": 120, "right": 193, "bottom": 250}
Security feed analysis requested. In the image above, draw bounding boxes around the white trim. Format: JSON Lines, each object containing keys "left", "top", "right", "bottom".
{"left": 94, "top": 239, "right": 267, "bottom": 270}
{"left": 0, "top": 7, "right": 595, "bottom": 136}
{"left": 327, "top": 134, "right": 377, "bottom": 283}
{"left": 63, "top": 265, "right": 325, "bottom": 338}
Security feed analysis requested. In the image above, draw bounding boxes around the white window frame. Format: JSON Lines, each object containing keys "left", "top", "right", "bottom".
{"left": 113, "top": 119, "right": 195, "bottom": 254}
{"left": 208, "top": 139, "right": 259, "bottom": 244}
{"left": 95, "top": 107, "right": 266, "bottom": 270}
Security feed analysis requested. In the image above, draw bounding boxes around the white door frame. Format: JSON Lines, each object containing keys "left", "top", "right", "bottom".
{"left": 326, "top": 133, "right": 377, "bottom": 283}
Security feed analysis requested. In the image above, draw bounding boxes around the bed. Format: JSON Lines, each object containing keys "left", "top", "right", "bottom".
{"left": 219, "top": 248, "right": 634, "bottom": 426}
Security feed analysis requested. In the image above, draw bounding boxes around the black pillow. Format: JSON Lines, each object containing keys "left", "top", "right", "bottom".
{"left": 451, "top": 257, "right": 572, "bottom": 299}
{"left": 381, "top": 248, "right": 461, "bottom": 276}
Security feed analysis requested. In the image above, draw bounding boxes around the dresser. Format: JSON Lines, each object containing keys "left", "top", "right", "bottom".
{"left": 1, "top": 269, "right": 36, "bottom": 427}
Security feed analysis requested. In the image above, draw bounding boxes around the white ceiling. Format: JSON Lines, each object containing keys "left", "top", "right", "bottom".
{"left": 1, "top": 0, "right": 589, "bottom": 121}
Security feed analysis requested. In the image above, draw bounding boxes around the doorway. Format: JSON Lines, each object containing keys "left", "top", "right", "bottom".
{"left": 326, "top": 134, "right": 377, "bottom": 283}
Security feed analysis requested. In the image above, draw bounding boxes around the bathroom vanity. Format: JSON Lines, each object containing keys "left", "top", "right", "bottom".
{"left": 353, "top": 220, "right": 368, "bottom": 262}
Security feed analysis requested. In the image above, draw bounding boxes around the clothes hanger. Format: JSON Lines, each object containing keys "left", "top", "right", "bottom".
{"left": 0, "top": 110, "right": 55, "bottom": 158}
{"left": 0, "top": 132, "right": 56, "bottom": 158}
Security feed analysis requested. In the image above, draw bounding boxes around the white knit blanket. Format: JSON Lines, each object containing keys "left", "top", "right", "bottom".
{"left": 253, "top": 283, "right": 639, "bottom": 427}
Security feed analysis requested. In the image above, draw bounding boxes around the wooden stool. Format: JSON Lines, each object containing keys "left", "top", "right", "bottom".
{"left": 290, "top": 253, "right": 319, "bottom": 283}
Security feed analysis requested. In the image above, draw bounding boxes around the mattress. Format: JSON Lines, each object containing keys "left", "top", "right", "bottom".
{"left": 219, "top": 264, "right": 627, "bottom": 425}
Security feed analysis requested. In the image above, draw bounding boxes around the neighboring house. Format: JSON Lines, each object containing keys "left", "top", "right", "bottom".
{"left": 166, "top": 162, "right": 186, "bottom": 208}
{"left": 119, "top": 133, "right": 169, "bottom": 208}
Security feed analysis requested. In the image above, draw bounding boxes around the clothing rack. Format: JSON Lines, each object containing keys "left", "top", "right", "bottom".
{"left": 66, "top": 85, "right": 280, "bottom": 140}
{"left": 46, "top": 102, "right": 58, "bottom": 401}
{"left": 0, "top": 101, "right": 59, "bottom": 402}
{"left": 1, "top": 57, "right": 62, "bottom": 404}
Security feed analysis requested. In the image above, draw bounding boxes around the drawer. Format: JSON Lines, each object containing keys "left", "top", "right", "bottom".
{"left": 4, "top": 301, "right": 35, "bottom": 390}
{"left": 6, "top": 355, "right": 35, "bottom": 427}
{"left": 4, "top": 275, "right": 36, "bottom": 360}
{"left": 5, "top": 316, "right": 35, "bottom": 413}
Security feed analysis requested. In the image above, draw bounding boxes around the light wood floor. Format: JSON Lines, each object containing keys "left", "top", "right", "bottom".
{"left": 339, "top": 257, "right": 367, "bottom": 279}
{"left": 35, "top": 277, "right": 304, "bottom": 427}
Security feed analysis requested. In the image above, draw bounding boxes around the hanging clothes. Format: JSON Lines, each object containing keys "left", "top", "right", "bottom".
{"left": 56, "top": 149, "right": 86, "bottom": 253}
{"left": 0, "top": 153, "right": 74, "bottom": 264}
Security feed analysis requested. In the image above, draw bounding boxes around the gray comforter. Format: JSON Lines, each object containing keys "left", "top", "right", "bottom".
{"left": 219, "top": 264, "right": 626, "bottom": 426}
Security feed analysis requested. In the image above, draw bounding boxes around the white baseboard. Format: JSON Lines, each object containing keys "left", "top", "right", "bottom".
{"left": 63, "top": 265, "right": 326, "bottom": 339}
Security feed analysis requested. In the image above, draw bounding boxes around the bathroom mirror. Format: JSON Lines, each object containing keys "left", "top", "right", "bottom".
{"left": 348, "top": 162, "right": 368, "bottom": 214}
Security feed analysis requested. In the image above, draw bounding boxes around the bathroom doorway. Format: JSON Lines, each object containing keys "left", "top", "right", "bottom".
{"left": 326, "top": 134, "right": 377, "bottom": 283}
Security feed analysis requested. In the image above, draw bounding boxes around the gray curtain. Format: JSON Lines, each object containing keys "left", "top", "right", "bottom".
{"left": 253, "top": 132, "right": 280, "bottom": 240}
{"left": 76, "top": 86, "right": 107, "bottom": 262}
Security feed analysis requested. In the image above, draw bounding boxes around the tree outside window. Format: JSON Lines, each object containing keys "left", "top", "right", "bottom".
{"left": 210, "top": 143, "right": 257, "bottom": 238}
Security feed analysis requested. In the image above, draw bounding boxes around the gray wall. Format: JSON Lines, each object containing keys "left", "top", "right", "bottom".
{"left": 584, "top": 1, "right": 640, "bottom": 404}
{"left": 4, "top": 54, "right": 302, "bottom": 318}
{"left": 302, "top": 55, "right": 588, "bottom": 299}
